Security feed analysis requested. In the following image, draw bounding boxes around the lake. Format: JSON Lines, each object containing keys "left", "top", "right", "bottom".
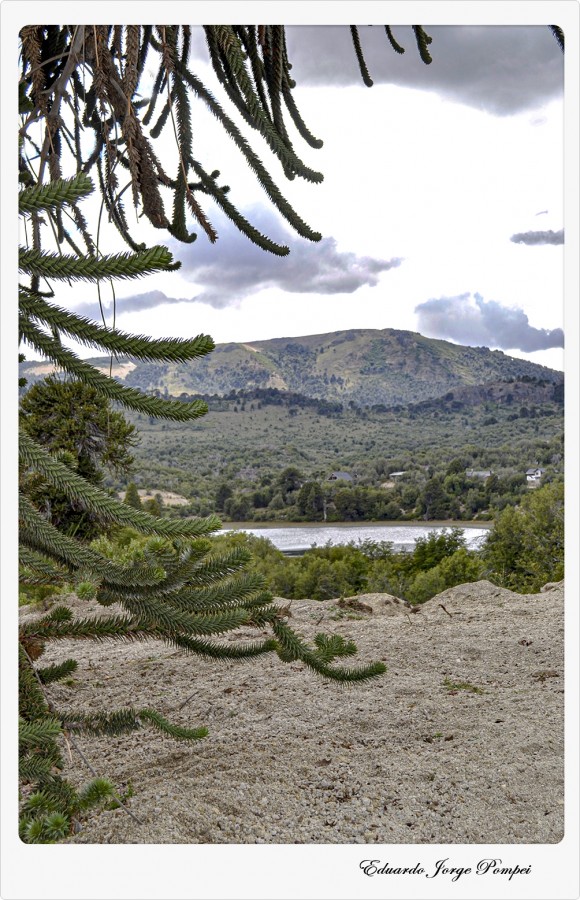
{"left": 222, "top": 522, "right": 491, "bottom": 555}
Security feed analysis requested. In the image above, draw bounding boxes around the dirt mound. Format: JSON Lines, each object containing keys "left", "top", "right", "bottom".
{"left": 25, "top": 580, "right": 564, "bottom": 844}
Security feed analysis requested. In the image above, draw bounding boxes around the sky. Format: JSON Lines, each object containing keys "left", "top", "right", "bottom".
{"left": 36, "top": 25, "right": 565, "bottom": 370}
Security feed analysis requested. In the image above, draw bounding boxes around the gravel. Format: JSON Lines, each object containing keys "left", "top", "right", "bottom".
{"left": 24, "top": 579, "right": 564, "bottom": 845}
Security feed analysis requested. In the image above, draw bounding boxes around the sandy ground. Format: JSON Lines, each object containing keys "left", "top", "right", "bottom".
{"left": 24, "top": 580, "right": 564, "bottom": 845}
{"left": 117, "top": 489, "right": 190, "bottom": 506}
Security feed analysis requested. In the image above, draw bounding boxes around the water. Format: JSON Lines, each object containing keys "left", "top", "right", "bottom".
{"left": 222, "top": 522, "right": 490, "bottom": 555}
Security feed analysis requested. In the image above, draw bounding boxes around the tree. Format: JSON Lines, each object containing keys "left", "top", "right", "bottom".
{"left": 20, "top": 376, "right": 136, "bottom": 479}
{"left": 484, "top": 473, "right": 500, "bottom": 496}
{"left": 214, "top": 482, "right": 233, "bottom": 511}
{"left": 418, "top": 477, "right": 451, "bottom": 520}
{"left": 17, "top": 24, "right": 562, "bottom": 262}
{"left": 19, "top": 376, "right": 137, "bottom": 539}
{"left": 123, "top": 482, "right": 142, "bottom": 510}
{"left": 297, "top": 481, "right": 325, "bottom": 518}
{"left": 17, "top": 175, "right": 385, "bottom": 843}
{"left": 17, "top": 26, "right": 442, "bottom": 259}
{"left": 143, "top": 493, "right": 164, "bottom": 517}
{"left": 483, "top": 482, "right": 564, "bottom": 591}
{"left": 223, "top": 493, "right": 252, "bottom": 521}
{"left": 412, "top": 528, "right": 466, "bottom": 571}
{"left": 382, "top": 500, "right": 402, "bottom": 520}
{"left": 276, "top": 466, "right": 304, "bottom": 501}
{"left": 446, "top": 458, "right": 467, "bottom": 477}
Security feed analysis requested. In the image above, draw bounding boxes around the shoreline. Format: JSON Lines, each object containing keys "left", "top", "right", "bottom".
{"left": 222, "top": 519, "right": 493, "bottom": 530}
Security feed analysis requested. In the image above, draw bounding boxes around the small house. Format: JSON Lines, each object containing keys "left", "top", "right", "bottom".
{"left": 526, "top": 467, "right": 545, "bottom": 483}
{"left": 328, "top": 471, "right": 353, "bottom": 483}
{"left": 465, "top": 469, "right": 493, "bottom": 480}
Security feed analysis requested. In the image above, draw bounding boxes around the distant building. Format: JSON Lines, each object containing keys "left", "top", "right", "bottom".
{"left": 465, "top": 469, "right": 493, "bottom": 479}
{"left": 389, "top": 471, "right": 407, "bottom": 479}
{"left": 328, "top": 471, "right": 353, "bottom": 482}
{"left": 526, "top": 467, "right": 545, "bottom": 483}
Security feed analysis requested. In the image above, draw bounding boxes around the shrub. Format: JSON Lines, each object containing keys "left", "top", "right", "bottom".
{"left": 406, "top": 568, "right": 446, "bottom": 605}
{"left": 483, "top": 481, "right": 564, "bottom": 591}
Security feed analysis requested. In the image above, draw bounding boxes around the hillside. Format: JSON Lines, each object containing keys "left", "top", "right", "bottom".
{"left": 124, "top": 380, "right": 563, "bottom": 506}
{"left": 20, "top": 328, "right": 563, "bottom": 408}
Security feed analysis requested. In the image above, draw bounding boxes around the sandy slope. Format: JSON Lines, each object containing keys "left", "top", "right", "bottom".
{"left": 25, "top": 580, "right": 564, "bottom": 844}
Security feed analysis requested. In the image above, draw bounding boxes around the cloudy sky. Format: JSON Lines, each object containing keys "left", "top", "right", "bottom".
{"left": 51, "top": 24, "right": 565, "bottom": 370}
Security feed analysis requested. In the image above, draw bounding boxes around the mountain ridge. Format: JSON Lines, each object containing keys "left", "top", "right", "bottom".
{"left": 20, "top": 327, "right": 563, "bottom": 408}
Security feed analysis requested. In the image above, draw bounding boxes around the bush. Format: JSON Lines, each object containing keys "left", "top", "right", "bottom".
{"left": 206, "top": 507, "right": 564, "bottom": 605}
{"left": 483, "top": 481, "right": 564, "bottom": 591}
{"left": 406, "top": 568, "right": 446, "bottom": 605}
{"left": 405, "top": 548, "right": 484, "bottom": 605}
{"left": 412, "top": 528, "right": 466, "bottom": 571}
{"left": 439, "top": 548, "right": 485, "bottom": 586}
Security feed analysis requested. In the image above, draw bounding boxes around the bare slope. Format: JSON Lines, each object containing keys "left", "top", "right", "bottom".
{"left": 27, "top": 580, "right": 564, "bottom": 845}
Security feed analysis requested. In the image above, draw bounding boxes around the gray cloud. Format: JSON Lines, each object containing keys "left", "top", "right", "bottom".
{"left": 71, "top": 290, "right": 195, "bottom": 323}
{"left": 281, "top": 26, "right": 563, "bottom": 116}
{"left": 189, "top": 26, "right": 562, "bottom": 116}
{"left": 415, "top": 292, "right": 563, "bottom": 352}
{"left": 71, "top": 208, "right": 402, "bottom": 318}
{"left": 166, "top": 207, "right": 402, "bottom": 308}
{"left": 510, "top": 229, "right": 564, "bottom": 245}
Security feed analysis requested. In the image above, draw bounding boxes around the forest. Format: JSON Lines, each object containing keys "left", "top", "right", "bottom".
{"left": 109, "top": 376, "right": 563, "bottom": 523}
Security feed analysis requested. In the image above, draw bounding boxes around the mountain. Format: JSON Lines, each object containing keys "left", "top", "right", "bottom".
{"left": 20, "top": 328, "right": 563, "bottom": 407}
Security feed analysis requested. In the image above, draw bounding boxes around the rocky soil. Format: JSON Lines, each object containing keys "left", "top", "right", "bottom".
{"left": 24, "top": 580, "right": 564, "bottom": 844}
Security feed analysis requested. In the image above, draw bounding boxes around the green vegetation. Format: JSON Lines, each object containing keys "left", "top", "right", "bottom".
{"left": 18, "top": 174, "right": 208, "bottom": 841}
{"left": 217, "top": 479, "right": 564, "bottom": 601}
{"left": 20, "top": 377, "right": 137, "bottom": 540}
{"left": 19, "top": 184, "right": 388, "bottom": 844}
{"left": 19, "top": 175, "right": 385, "bottom": 843}
{"left": 20, "top": 16, "right": 413, "bottom": 837}
{"left": 123, "top": 482, "right": 143, "bottom": 510}
{"left": 19, "top": 175, "right": 386, "bottom": 843}
{"left": 106, "top": 385, "right": 563, "bottom": 523}
{"left": 91, "top": 479, "right": 564, "bottom": 610}
{"left": 484, "top": 481, "right": 564, "bottom": 592}
{"left": 204, "top": 528, "right": 484, "bottom": 604}
{"left": 21, "top": 332, "right": 564, "bottom": 408}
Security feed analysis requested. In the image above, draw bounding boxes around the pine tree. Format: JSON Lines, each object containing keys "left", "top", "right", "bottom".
{"left": 20, "top": 376, "right": 137, "bottom": 540}
{"left": 143, "top": 494, "right": 164, "bottom": 517}
{"left": 18, "top": 173, "right": 386, "bottom": 842}
{"left": 123, "top": 482, "right": 143, "bottom": 510}
{"left": 18, "top": 25, "right": 440, "bottom": 257}
{"left": 17, "top": 25, "right": 563, "bottom": 261}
